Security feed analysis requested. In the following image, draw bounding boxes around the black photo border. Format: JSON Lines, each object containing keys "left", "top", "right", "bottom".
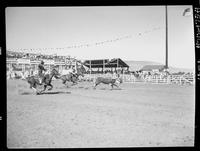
{"left": 0, "top": 0, "right": 199, "bottom": 151}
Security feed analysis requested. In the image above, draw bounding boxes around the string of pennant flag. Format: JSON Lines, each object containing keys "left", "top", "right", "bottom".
{"left": 7, "top": 26, "right": 163, "bottom": 52}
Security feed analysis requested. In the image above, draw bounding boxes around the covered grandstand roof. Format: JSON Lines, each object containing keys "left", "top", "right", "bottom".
{"left": 83, "top": 58, "right": 129, "bottom": 68}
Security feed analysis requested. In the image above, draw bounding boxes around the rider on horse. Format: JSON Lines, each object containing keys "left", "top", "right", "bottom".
{"left": 111, "top": 70, "right": 121, "bottom": 85}
{"left": 64, "top": 65, "right": 76, "bottom": 77}
{"left": 112, "top": 70, "right": 120, "bottom": 79}
{"left": 69, "top": 66, "right": 77, "bottom": 80}
{"left": 38, "top": 60, "right": 47, "bottom": 85}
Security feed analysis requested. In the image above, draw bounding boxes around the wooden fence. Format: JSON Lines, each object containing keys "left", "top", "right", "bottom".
{"left": 83, "top": 73, "right": 195, "bottom": 85}
{"left": 7, "top": 70, "right": 195, "bottom": 85}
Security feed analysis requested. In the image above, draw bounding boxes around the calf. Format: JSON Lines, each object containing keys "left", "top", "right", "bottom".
{"left": 93, "top": 77, "right": 122, "bottom": 89}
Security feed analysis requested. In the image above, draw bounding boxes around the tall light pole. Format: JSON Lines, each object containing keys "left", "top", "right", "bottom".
{"left": 165, "top": 5, "right": 168, "bottom": 69}
{"left": 165, "top": 6, "right": 191, "bottom": 70}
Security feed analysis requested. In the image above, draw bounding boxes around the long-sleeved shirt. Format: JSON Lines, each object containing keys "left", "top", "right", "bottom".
{"left": 38, "top": 64, "right": 46, "bottom": 77}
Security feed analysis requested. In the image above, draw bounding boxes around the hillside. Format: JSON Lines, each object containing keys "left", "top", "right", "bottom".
{"left": 124, "top": 60, "right": 194, "bottom": 73}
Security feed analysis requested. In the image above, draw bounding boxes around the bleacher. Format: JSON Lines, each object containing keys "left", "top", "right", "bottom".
{"left": 6, "top": 51, "right": 77, "bottom": 79}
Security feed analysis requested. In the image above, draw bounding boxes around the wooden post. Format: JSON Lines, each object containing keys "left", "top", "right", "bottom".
{"left": 90, "top": 60, "right": 91, "bottom": 75}
{"left": 155, "top": 75, "right": 158, "bottom": 84}
{"left": 103, "top": 59, "right": 105, "bottom": 74}
{"left": 117, "top": 59, "right": 119, "bottom": 71}
{"left": 75, "top": 60, "right": 77, "bottom": 71}
{"left": 60, "top": 65, "right": 62, "bottom": 74}
{"left": 122, "top": 67, "right": 124, "bottom": 80}
{"left": 9, "top": 63, "right": 11, "bottom": 71}
{"left": 22, "top": 64, "right": 25, "bottom": 72}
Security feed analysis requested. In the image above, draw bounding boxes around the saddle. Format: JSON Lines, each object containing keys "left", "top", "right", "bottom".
{"left": 34, "top": 74, "right": 46, "bottom": 83}
{"left": 71, "top": 73, "right": 78, "bottom": 78}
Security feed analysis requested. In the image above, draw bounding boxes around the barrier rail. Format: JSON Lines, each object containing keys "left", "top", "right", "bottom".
{"left": 6, "top": 69, "right": 195, "bottom": 85}
{"left": 122, "top": 74, "right": 194, "bottom": 85}
{"left": 83, "top": 74, "right": 195, "bottom": 85}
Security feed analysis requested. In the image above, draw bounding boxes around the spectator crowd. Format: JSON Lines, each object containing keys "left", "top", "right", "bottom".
{"left": 6, "top": 51, "right": 69, "bottom": 62}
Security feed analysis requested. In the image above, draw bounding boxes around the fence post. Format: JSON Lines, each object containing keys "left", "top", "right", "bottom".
{"left": 156, "top": 75, "right": 158, "bottom": 84}
{"left": 168, "top": 75, "right": 170, "bottom": 84}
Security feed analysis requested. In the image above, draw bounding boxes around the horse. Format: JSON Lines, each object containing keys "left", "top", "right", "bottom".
{"left": 93, "top": 77, "right": 123, "bottom": 89}
{"left": 26, "top": 68, "right": 60, "bottom": 95}
{"left": 59, "top": 66, "right": 85, "bottom": 87}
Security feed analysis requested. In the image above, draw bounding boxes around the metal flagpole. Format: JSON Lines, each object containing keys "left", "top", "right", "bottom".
{"left": 164, "top": 6, "right": 191, "bottom": 71}
{"left": 165, "top": 5, "right": 168, "bottom": 69}
{"left": 117, "top": 59, "right": 118, "bottom": 69}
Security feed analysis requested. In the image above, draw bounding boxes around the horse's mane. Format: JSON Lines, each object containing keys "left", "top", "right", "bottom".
{"left": 51, "top": 68, "right": 59, "bottom": 74}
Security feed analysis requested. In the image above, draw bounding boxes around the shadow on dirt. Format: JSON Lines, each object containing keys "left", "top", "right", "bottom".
{"left": 78, "top": 86, "right": 84, "bottom": 88}
{"left": 99, "top": 88, "right": 122, "bottom": 90}
{"left": 38, "top": 91, "right": 71, "bottom": 95}
{"left": 20, "top": 91, "right": 71, "bottom": 95}
{"left": 19, "top": 92, "right": 32, "bottom": 95}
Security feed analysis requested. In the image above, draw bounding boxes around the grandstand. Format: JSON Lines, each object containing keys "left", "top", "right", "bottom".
{"left": 6, "top": 51, "right": 79, "bottom": 78}
{"left": 83, "top": 58, "right": 129, "bottom": 74}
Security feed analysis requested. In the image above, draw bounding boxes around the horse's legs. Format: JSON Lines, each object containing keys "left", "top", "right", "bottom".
{"left": 110, "top": 84, "right": 114, "bottom": 89}
{"left": 71, "top": 76, "right": 78, "bottom": 85}
{"left": 64, "top": 81, "right": 69, "bottom": 87}
{"left": 30, "top": 82, "right": 38, "bottom": 94}
{"left": 61, "top": 76, "right": 66, "bottom": 84}
{"left": 93, "top": 82, "right": 99, "bottom": 89}
{"left": 71, "top": 81, "right": 77, "bottom": 86}
{"left": 32, "top": 86, "right": 39, "bottom": 95}
{"left": 62, "top": 79, "right": 66, "bottom": 84}
{"left": 113, "top": 83, "right": 120, "bottom": 88}
{"left": 40, "top": 85, "right": 47, "bottom": 93}
{"left": 48, "top": 83, "right": 53, "bottom": 91}
{"left": 64, "top": 81, "right": 69, "bottom": 88}
{"left": 71, "top": 79, "right": 77, "bottom": 86}
{"left": 31, "top": 87, "right": 36, "bottom": 92}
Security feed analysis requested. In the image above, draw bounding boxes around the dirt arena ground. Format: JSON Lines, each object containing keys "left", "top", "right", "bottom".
{"left": 7, "top": 79, "right": 195, "bottom": 148}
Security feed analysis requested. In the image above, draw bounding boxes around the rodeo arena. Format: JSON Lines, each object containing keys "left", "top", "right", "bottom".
{"left": 7, "top": 50, "right": 195, "bottom": 147}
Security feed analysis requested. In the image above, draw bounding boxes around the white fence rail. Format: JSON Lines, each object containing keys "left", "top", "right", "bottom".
{"left": 83, "top": 74, "right": 195, "bottom": 85}
{"left": 7, "top": 71, "right": 195, "bottom": 85}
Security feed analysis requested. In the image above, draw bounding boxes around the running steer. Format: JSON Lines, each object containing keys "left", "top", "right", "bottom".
{"left": 93, "top": 77, "right": 122, "bottom": 89}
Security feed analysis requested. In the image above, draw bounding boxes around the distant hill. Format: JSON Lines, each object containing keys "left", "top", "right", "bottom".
{"left": 124, "top": 60, "right": 194, "bottom": 73}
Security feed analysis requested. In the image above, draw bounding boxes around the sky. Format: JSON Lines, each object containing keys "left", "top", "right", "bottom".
{"left": 6, "top": 6, "right": 195, "bottom": 69}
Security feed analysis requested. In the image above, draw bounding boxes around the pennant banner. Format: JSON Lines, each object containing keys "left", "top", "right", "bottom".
{"left": 7, "top": 26, "right": 162, "bottom": 53}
